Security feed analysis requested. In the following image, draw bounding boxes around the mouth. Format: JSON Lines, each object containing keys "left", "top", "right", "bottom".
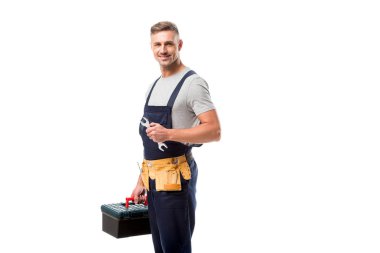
{"left": 159, "top": 55, "right": 170, "bottom": 61}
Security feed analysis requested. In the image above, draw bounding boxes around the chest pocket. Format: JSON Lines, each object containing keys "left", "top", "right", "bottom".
{"left": 144, "top": 106, "right": 171, "bottom": 126}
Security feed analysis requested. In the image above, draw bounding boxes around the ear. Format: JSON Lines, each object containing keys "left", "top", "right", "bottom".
{"left": 178, "top": 39, "right": 183, "bottom": 51}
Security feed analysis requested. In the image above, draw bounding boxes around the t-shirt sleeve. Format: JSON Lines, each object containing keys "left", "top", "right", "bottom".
{"left": 187, "top": 76, "right": 216, "bottom": 116}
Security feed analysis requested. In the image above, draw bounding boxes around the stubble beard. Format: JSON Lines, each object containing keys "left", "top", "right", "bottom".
{"left": 159, "top": 55, "right": 180, "bottom": 70}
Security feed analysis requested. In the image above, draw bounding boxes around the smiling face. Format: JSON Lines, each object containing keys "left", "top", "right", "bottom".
{"left": 151, "top": 30, "right": 183, "bottom": 70}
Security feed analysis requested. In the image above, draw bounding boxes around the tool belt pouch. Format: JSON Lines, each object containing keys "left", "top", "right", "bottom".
{"left": 156, "top": 164, "right": 182, "bottom": 191}
{"left": 142, "top": 155, "right": 192, "bottom": 192}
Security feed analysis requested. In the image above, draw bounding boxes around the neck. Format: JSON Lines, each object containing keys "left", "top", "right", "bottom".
{"left": 160, "top": 59, "right": 185, "bottom": 78}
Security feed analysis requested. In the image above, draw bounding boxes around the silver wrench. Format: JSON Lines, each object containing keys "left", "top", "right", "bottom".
{"left": 140, "top": 117, "right": 168, "bottom": 152}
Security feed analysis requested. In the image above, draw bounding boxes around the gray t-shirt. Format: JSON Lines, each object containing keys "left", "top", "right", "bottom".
{"left": 145, "top": 67, "right": 215, "bottom": 130}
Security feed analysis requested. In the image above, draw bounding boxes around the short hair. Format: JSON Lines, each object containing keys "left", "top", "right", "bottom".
{"left": 150, "top": 21, "right": 179, "bottom": 36}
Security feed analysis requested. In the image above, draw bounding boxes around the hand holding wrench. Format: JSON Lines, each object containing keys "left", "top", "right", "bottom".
{"left": 140, "top": 117, "right": 168, "bottom": 152}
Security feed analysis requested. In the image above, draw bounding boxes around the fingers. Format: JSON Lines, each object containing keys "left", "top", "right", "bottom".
{"left": 132, "top": 190, "right": 139, "bottom": 204}
{"left": 138, "top": 195, "right": 146, "bottom": 204}
{"left": 133, "top": 194, "right": 145, "bottom": 204}
{"left": 146, "top": 123, "right": 167, "bottom": 142}
{"left": 146, "top": 123, "right": 155, "bottom": 138}
{"left": 142, "top": 194, "right": 147, "bottom": 204}
{"left": 146, "top": 123, "right": 158, "bottom": 134}
{"left": 146, "top": 128, "right": 157, "bottom": 142}
{"left": 132, "top": 187, "right": 146, "bottom": 204}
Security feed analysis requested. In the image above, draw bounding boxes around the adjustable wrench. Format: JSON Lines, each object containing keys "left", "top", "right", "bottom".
{"left": 140, "top": 117, "right": 168, "bottom": 152}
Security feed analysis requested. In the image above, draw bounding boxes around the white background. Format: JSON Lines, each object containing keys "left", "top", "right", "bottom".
{"left": 1, "top": 0, "right": 379, "bottom": 252}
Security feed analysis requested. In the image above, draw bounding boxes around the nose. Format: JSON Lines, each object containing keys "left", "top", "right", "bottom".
{"left": 159, "top": 45, "right": 167, "bottom": 54}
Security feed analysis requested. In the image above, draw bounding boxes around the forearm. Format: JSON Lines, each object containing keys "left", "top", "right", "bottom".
{"left": 147, "top": 109, "right": 221, "bottom": 144}
{"left": 136, "top": 174, "right": 144, "bottom": 186}
{"left": 167, "top": 121, "right": 221, "bottom": 144}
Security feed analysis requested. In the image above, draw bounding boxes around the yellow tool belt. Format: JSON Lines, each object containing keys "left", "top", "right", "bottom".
{"left": 141, "top": 154, "right": 191, "bottom": 191}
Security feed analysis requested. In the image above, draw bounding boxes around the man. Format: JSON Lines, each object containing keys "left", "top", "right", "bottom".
{"left": 131, "top": 21, "right": 221, "bottom": 253}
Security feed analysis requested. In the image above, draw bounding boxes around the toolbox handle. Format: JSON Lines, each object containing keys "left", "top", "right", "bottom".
{"left": 125, "top": 197, "right": 148, "bottom": 208}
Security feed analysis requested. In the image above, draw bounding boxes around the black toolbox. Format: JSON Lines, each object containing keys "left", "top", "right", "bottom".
{"left": 101, "top": 198, "right": 150, "bottom": 238}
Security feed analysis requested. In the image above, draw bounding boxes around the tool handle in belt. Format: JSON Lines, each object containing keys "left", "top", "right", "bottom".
{"left": 125, "top": 197, "right": 148, "bottom": 208}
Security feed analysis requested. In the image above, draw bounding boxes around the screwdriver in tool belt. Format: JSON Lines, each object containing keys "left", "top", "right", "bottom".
{"left": 137, "top": 162, "right": 142, "bottom": 173}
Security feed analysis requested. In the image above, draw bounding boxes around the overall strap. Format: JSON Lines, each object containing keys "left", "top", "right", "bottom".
{"left": 145, "top": 77, "right": 161, "bottom": 106}
{"left": 167, "top": 70, "right": 196, "bottom": 107}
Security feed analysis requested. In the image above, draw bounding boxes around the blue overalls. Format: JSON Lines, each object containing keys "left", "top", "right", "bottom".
{"left": 139, "top": 70, "right": 198, "bottom": 253}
